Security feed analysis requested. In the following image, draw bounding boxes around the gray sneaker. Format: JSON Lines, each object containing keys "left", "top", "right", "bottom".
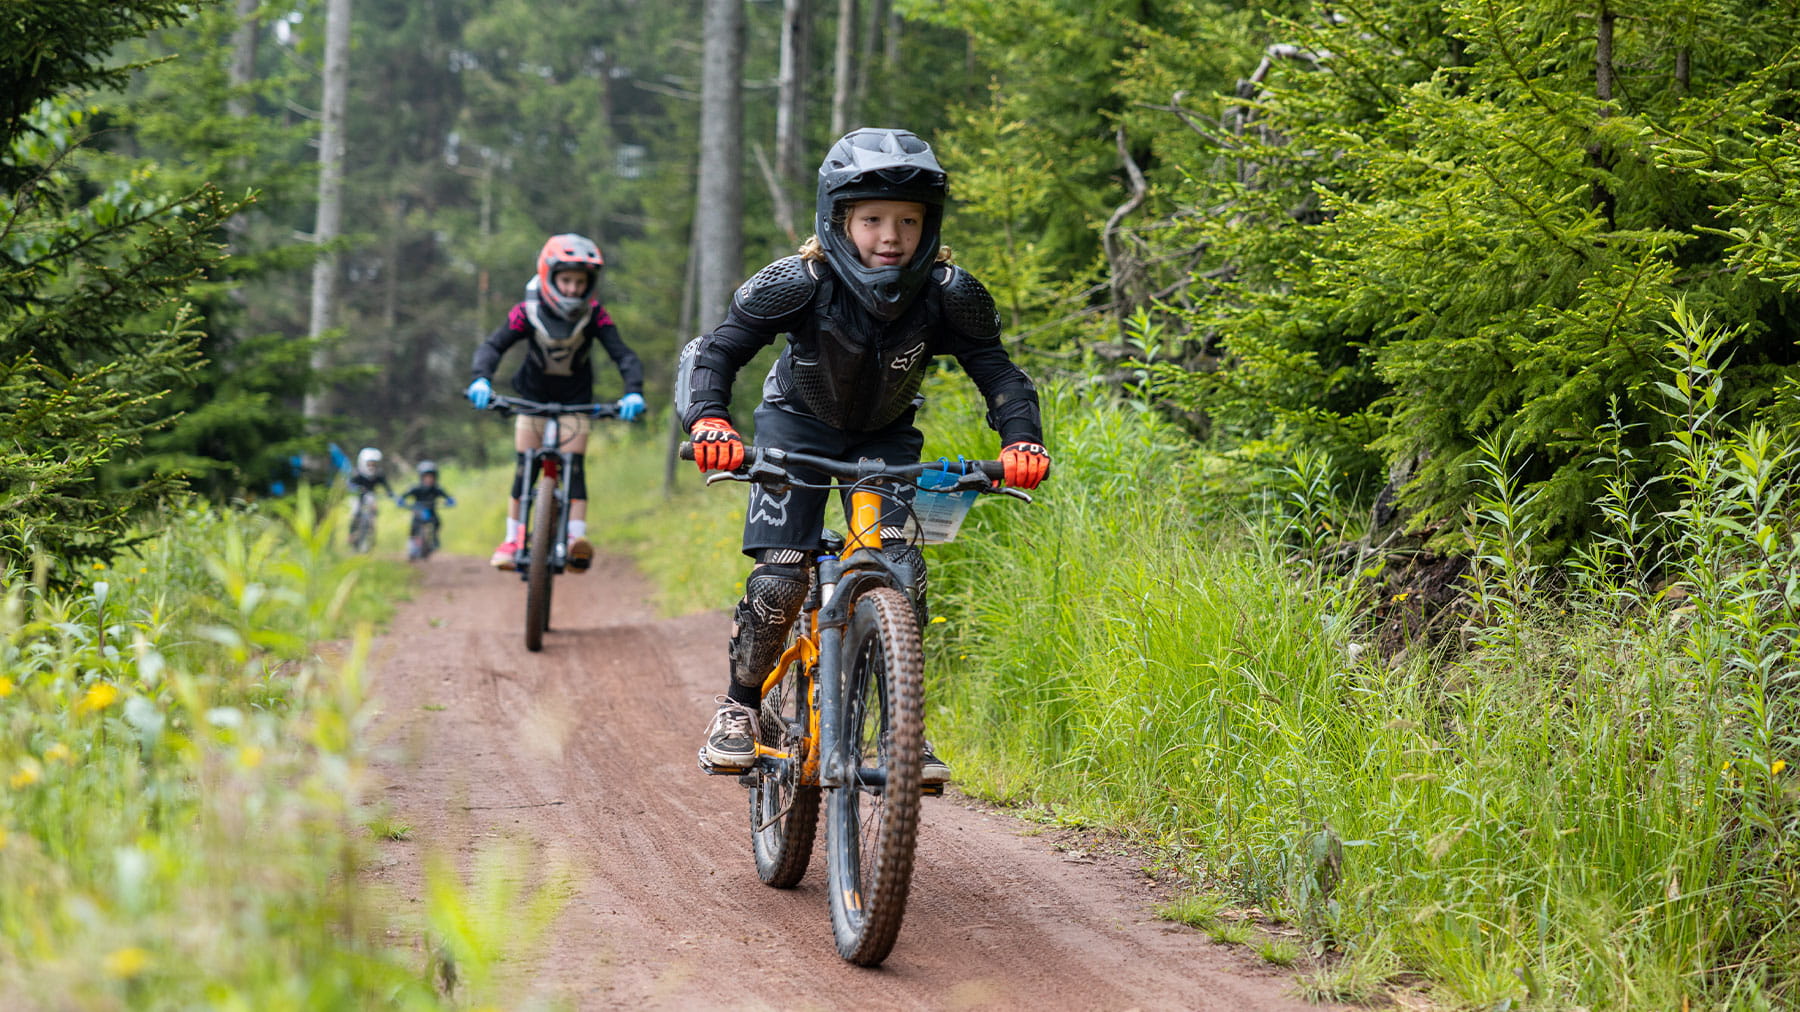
{"left": 703, "top": 697, "right": 758, "bottom": 768}
{"left": 920, "top": 741, "right": 951, "bottom": 785}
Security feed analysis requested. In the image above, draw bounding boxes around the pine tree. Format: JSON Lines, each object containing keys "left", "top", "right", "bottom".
{"left": 0, "top": 2, "right": 243, "bottom": 572}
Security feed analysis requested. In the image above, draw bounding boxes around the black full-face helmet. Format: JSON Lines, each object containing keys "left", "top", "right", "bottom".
{"left": 815, "top": 128, "right": 948, "bottom": 321}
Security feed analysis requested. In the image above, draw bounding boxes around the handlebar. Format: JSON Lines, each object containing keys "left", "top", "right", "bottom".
{"left": 678, "top": 442, "right": 1029, "bottom": 501}
{"left": 484, "top": 394, "right": 619, "bottom": 419}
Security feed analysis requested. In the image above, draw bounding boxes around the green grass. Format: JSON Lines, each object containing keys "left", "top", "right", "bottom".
{"left": 576, "top": 358, "right": 1800, "bottom": 1009}
{"left": 0, "top": 492, "right": 563, "bottom": 1008}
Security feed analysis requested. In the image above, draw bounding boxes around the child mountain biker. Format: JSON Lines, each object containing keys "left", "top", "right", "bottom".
{"left": 344, "top": 447, "right": 393, "bottom": 546}
{"left": 465, "top": 233, "right": 646, "bottom": 572}
{"left": 680, "top": 127, "right": 1050, "bottom": 784}
{"left": 396, "top": 460, "right": 456, "bottom": 556}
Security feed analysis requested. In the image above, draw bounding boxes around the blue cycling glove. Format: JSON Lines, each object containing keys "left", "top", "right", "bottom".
{"left": 466, "top": 378, "right": 492, "bottom": 409}
{"left": 617, "top": 392, "right": 646, "bottom": 421}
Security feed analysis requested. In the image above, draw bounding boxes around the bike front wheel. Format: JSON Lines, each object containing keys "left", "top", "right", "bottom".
{"left": 524, "top": 475, "right": 558, "bottom": 652}
{"left": 750, "top": 621, "right": 820, "bottom": 888}
{"left": 826, "top": 586, "right": 924, "bottom": 966}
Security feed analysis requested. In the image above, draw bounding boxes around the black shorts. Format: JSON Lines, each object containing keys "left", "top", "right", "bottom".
{"left": 741, "top": 401, "right": 923, "bottom": 557}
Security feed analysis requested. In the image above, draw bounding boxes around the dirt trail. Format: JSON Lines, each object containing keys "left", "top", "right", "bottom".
{"left": 363, "top": 554, "right": 1348, "bottom": 1011}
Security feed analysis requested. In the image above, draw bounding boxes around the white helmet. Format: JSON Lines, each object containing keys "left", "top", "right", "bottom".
{"left": 356, "top": 447, "right": 383, "bottom": 476}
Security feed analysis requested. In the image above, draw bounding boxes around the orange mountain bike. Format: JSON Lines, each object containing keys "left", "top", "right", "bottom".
{"left": 686, "top": 443, "right": 1031, "bottom": 966}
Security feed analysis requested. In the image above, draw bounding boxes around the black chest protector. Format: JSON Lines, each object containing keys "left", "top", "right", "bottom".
{"left": 767, "top": 261, "right": 936, "bottom": 431}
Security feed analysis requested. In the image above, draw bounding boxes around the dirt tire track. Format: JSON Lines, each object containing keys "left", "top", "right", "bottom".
{"left": 364, "top": 554, "right": 1347, "bottom": 1011}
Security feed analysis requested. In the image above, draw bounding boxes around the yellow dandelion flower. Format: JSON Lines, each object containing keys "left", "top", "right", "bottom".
{"left": 238, "top": 745, "right": 265, "bottom": 770}
{"left": 75, "top": 683, "right": 120, "bottom": 715}
{"left": 930, "top": 616, "right": 948, "bottom": 625}
{"left": 44, "top": 743, "right": 73, "bottom": 764}
{"left": 0, "top": 677, "right": 13, "bottom": 698}
{"left": 10, "top": 762, "right": 41, "bottom": 789}
{"left": 103, "top": 946, "right": 151, "bottom": 979}
{"left": 92, "top": 561, "right": 105, "bottom": 570}
{"left": 1774, "top": 760, "right": 1788, "bottom": 776}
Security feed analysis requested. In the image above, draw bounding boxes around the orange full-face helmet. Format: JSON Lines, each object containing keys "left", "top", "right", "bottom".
{"left": 535, "top": 233, "right": 604, "bottom": 319}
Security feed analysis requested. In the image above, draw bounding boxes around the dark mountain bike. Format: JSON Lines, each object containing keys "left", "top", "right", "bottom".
{"left": 403, "top": 501, "right": 448, "bottom": 560}
{"left": 483, "top": 395, "right": 619, "bottom": 652}
{"left": 686, "top": 442, "right": 1030, "bottom": 966}
{"left": 347, "top": 492, "right": 379, "bottom": 554}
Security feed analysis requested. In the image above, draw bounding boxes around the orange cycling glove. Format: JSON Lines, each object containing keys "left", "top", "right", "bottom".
{"left": 1001, "top": 441, "right": 1050, "bottom": 489}
{"left": 690, "top": 418, "right": 745, "bottom": 472}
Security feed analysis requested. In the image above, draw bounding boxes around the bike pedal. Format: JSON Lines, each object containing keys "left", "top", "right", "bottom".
{"left": 921, "top": 783, "right": 945, "bottom": 797}
{"left": 695, "top": 749, "right": 751, "bottom": 777}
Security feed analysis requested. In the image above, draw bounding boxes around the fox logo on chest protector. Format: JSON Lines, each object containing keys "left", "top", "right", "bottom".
{"left": 889, "top": 342, "right": 927, "bottom": 372}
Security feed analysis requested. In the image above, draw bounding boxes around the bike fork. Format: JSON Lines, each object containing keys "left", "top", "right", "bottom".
{"left": 815, "top": 624, "right": 850, "bottom": 788}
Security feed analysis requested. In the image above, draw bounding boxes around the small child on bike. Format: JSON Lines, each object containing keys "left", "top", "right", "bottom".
{"left": 396, "top": 460, "right": 456, "bottom": 557}
{"left": 466, "top": 233, "right": 646, "bottom": 572}
{"left": 344, "top": 446, "right": 394, "bottom": 549}
{"left": 680, "top": 127, "right": 1050, "bottom": 782}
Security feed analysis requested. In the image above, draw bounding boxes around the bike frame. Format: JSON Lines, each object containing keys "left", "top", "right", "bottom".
{"left": 760, "top": 486, "right": 903, "bottom": 790}
{"left": 725, "top": 451, "right": 1015, "bottom": 792}
{"left": 514, "top": 414, "right": 577, "bottom": 580}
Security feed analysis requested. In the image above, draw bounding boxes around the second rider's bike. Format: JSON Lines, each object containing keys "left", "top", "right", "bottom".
{"left": 483, "top": 395, "right": 620, "bottom": 652}
{"left": 687, "top": 442, "right": 1030, "bottom": 967}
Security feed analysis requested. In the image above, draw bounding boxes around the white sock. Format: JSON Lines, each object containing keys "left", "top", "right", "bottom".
{"left": 569, "top": 520, "right": 587, "bottom": 540}
{"left": 505, "top": 517, "right": 522, "bottom": 542}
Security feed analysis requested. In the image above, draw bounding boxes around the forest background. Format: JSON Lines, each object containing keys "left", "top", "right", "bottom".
{"left": 6, "top": 0, "right": 1800, "bottom": 1007}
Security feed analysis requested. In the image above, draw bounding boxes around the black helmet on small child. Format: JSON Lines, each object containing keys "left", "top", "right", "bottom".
{"left": 814, "top": 128, "right": 947, "bottom": 322}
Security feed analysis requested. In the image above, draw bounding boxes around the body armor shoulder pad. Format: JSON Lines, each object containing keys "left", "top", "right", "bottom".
{"left": 938, "top": 265, "right": 1001, "bottom": 342}
{"left": 733, "top": 256, "right": 819, "bottom": 322}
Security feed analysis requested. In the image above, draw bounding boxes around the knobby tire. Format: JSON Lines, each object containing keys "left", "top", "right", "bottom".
{"left": 750, "top": 621, "right": 821, "bottom": 888}
{"left": 524, "top": 475, "right": 558, "bottom": 652}
{"left": 825, "top": 586, "right": 924, "bottom": 966}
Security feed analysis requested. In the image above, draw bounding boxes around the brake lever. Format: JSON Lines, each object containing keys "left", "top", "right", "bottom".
{"left": 998, "top": 487, "right": 1034, "bottom": 504}
{"left": 704, "top": 472, "right": 749, "bottom": 486}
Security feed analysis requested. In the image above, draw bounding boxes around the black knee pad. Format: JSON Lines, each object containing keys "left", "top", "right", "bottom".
{"left": 569, "top": 454, "right": 587, "bottom": 500}
{"left": 882, "top": 540, "right": 928, "bottom": 627}
{"left": 728, "top": 561, "right": 809, "bottom": 690}
{"left": 509, "top": 453, "right": 527, "bottom": 499}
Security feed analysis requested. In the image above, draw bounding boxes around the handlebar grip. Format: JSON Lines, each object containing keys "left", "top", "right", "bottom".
{"left": 678, "top": 441, "right": 695, "bottom": 462}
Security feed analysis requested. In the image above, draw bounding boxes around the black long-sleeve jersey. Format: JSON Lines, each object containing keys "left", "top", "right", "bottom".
{"left": 397, "top": 484, "right": 454, "bottom": 510}
{"left": 681, "top": 256, "right": 1041, "bottom": 444}
{"left": 471, "top": 295, "right": 644, "bottom": 405}
{"left": 346, "top": 472, "right": 393, "bottom": 497}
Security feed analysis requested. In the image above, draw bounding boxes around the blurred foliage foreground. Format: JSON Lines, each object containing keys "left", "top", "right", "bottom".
{"left": 0, "top": 493, "right": 557, "bottom": 1010}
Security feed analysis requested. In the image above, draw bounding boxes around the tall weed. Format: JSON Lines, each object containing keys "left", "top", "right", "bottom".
{"left": 0, "top": 495, "right": 447, "bottom": 1008}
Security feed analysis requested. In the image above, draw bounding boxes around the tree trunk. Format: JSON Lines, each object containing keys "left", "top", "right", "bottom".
{"left": 304, "top": 0, "right": 351, "bottom": 422}
{"left": 775, "top": 0, "right": 812, "bottom": 237}
{"left": 227, "top": 0, "right": 259, "bottom": 119}
{"left": 852, "top": 0, "right": 884, "bottom": 128}
{"left": 694, "top": 0, "right": 746, "bottom": 329}
{"left": 831, "top": 0, "right": 856, "bottom": 138}
{"left": 776, "top": 0, "right": 810, "bottom": 182}
{"left": 883, "top": 1, "right": 900, "bottom": 121}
